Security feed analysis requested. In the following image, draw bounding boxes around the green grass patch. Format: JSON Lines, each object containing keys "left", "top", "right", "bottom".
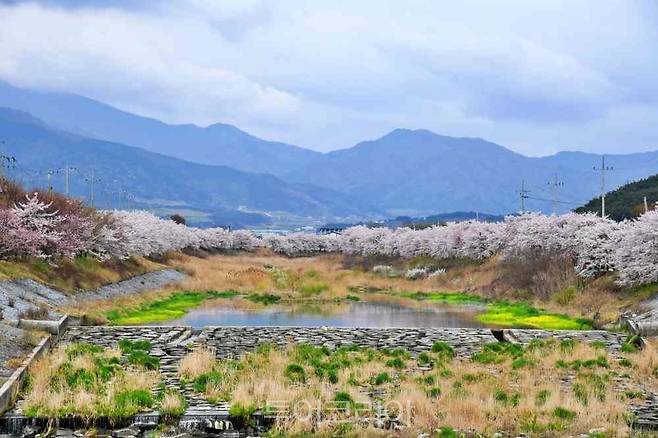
{"left": 476, "top": 301, "right": 592, "bottom": 330}
{"left": 106, "top": 290, "right": 239, "bottom": 325}
{"left": 403, "top": 291, "right": 486, "bottom": 304}
{"left": 284, "top": 364, "right": 307, "bottom": 383}
{"left": 298, "top": 281, "right": 329, "bottom": 295}
{"left": 404, "top": 291, "right": 591, "bottom": 330}
{"left": 245, "top": 293, "right": 281, "bottom": 305}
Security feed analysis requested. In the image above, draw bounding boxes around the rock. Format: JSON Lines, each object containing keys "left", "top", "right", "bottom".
{"left": 111, "top": 427, "right": 139, "bottom": 438}
{"left": 22, "top": 425, "right": 40, "bottom": 438}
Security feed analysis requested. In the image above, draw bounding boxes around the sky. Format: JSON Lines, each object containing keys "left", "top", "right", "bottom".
{"left": 1, "top": 0, "right": 657, "bottom": 155}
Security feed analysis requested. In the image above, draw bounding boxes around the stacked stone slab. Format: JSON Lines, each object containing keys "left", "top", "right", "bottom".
{"left": 198, "top": 326, "right": 498, "bottom": 358}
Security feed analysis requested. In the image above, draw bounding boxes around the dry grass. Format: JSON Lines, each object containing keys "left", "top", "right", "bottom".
{"left": 4, "top": 355, "right": 26, "bottom": 370}
{"left": 0, "top": 256, "right": 164, "bottom": 294}
{"left": 21, "top": 343, "right": 159, "bottom": 421}
{"left": 177, "top": 339, "right": 645, "bottom": 436}
{"left": 167, "top": 252, "right": 478, "bottom": 300}
{"left": 178, "top": 347, "right": 216, "bottom": 379}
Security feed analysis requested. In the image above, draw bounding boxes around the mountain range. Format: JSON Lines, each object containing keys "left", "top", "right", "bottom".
{"left": 1, "top": 80, "right": 658, "bottom": 227}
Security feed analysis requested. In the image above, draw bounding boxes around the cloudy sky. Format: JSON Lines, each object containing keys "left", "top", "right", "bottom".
{"left": 1, "top": 0, "right": 657, "bottom": 155}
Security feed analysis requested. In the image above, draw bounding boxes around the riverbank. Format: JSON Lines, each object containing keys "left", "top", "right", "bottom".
{"left": 77, "top": 252, "right": 633, "bottom": 330}
{"left": 101, "top": 289, "right": 593, "bottom": 330}
{"left": 0, "top": 267, "right": 186, "bottom": 379}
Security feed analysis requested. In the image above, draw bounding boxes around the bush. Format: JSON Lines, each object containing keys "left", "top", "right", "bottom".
{"left": 553, "top": 406, "right": 577, "bottom": 420}
{"left": 284, "top": 363, "right": 306, "bottom": 383}
{"left": 498, "top": 250, "right": 577, "bottom": 300}
{"left": 373, "top": 372, "right": 391, "bottom": 385}
{"left": 431, "top": 342, "right": 455, "bottom": 359}
{"left": 18, "top": 304, "right": 50, "bottom": 320}
{"left": 246, "top": 293, "right": 281, "bottom": 305}
{"left": 127, "top": 350, "right": 160, "bottom": 370}
{"left": 333, "top": 391, "right": 356, "bottom": 411}
{"left": 385, "top": 357, "right": 405, "bottom": 369}
{"left": 298, "top": 281, "right": 329, "bottom": 295}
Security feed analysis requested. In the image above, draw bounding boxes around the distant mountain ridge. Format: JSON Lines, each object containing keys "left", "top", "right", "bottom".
{"left": 0, "top": 108, "right": 370, "bottom": 227}
{"left": 286, "top": 129, "right": 658, "bottom": 215}
{"left": 0, "top": 81, "right": 321, "bottom": 176}
{"left": 3, "top": 80, "right": 658, "bottom": 220}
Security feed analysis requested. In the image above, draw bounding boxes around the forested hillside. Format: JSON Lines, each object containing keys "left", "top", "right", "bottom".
{"left": 576, "top": 174, "right": 658, "bottom": 220}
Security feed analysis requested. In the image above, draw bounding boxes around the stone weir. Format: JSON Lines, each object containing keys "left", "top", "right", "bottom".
{"left": 1, "top": 325, "right": 656, "bottom": 436}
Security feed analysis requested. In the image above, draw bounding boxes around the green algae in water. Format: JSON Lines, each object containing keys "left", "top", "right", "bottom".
{"left": 107, "top": 290, "right": 239, "bottom": 325}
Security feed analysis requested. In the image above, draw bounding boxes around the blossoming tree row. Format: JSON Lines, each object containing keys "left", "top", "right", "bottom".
{"left": 0, "top": 192, "right": 656, "bottom": 286}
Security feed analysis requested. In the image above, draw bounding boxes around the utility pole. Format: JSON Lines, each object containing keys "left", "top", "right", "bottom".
{"left": 519, "top": 180, "right": 530, "bottom": 213}
{"left": 85, "top": 171, "right": 101, "bottom": 207}
{"left": 594, "top": 156, "right": 613, "bottom": 217}
{"left": 64, "top": 165, "right": 77, "bottom": 196}
{"left": 47, "top": 171, "right": 53, "bottom": 194}
{"left": 644, "top": 196, "right": 649, "bottom": 214}
{"left": 547, "top": 174, "right": 564, "bottom": 215}
{"left": 0, "top": 140, "right": 17, "bottom": 183}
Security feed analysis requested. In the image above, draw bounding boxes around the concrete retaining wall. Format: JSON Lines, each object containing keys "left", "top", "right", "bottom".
{"left": 0, "top": 315, "right": 70, "bottom": 415}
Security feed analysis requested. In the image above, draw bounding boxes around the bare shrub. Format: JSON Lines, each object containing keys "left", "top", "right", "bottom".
{"left": 498, "top": 250, "right": 577, "bottom": 300}
{"left": 18, "top": 304, "right": 50, "bottom": 320}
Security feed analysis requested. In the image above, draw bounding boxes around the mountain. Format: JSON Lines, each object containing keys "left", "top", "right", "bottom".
{"left": 0, "top": 108, "right": 368, "bottom": 227}
{"left": 0, "top": 81, "right": 321, "bottom": 176}
{"left": 4, "top": 80, "right": 658, "bottom": 219}
{"left": 286, "top": 129, "right": 658, "bottom": 216}
{"left": 575, "top": 174, "right": 658, "bottom": 220}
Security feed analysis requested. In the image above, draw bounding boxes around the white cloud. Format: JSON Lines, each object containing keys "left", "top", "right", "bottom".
{"left": 0, "top": 0, "right": 657, "bottom": 154}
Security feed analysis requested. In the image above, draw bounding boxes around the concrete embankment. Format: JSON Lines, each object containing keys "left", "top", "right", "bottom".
{"left": 0, "top": 269, "right": 186, "bottom": 321}
{"left": 0, "top": 269, "right": 186, "bottom": 388}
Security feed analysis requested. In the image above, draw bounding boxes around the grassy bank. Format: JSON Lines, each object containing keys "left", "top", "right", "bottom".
{"left": 176, "top": 338, "right": 655, "bottom": 436}
{"left": 106, "top": 290, "right": 239, "bottom": 324}
{"left": 0, "top": 255, "right": 164, "bottom": 293}
{"left": 21, "top": 341, "right": 174, "bottom": 421}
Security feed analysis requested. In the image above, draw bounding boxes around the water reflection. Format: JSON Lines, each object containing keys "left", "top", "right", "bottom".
{"left": 154, "top": 301, "right": 488, "bottom": 328}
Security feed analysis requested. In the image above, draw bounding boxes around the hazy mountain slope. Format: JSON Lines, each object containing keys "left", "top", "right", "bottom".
{"left": 0, "top": 81, "right": 321, "bottom": 176}
{"left": 0, "top": 108, "right": 364, "bottom": 225}
{"left": 287, "top": 129, "right": 658, "bottom": 215}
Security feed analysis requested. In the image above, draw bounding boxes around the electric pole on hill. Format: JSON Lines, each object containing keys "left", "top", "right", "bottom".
{"left": 519, "top": 180, "right": 530, "bottom": 213}
{"left": 594, "top": 156, "right": 613, "bottom": 218}
{"left": 547, "top": 174, "right": 564, "bottom": 215}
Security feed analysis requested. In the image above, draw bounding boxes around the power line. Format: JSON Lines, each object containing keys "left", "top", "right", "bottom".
{"left": 525, "top": 195, "right": 583, "bottom": 206}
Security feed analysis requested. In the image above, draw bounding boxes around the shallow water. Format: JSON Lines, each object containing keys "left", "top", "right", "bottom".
{"left": 154, "top": 301, "right": 488, "bottom": 328}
